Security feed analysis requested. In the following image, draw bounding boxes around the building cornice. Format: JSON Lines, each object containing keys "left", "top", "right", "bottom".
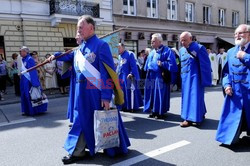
{"left": 113, "top": 14, "right": 235, "bottom": 35}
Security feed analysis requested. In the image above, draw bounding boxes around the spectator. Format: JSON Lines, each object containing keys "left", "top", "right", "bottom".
{"left": 44, "top": 53, "right": 58, "bottom": 94}
{"left": 56, "top": 60, "right": 70, "bottom": 94}
{"left": 0, "top": 55, "right": 8, "bottom": 96}
{"left": 10, "top": 53, "right": 21, "bottom": 96}
{"left": 32, "top": 51, "right": 45, "bottom": 90}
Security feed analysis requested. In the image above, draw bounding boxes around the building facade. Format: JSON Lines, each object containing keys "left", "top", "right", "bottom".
{"left": 113, "top": 0, "right": 246, "bottom": 54}
{"left": 0, "top": 0, "right": 113, "bottom": 62}
{"left": 247, "top": 0, "right": 250, "bottom": 24}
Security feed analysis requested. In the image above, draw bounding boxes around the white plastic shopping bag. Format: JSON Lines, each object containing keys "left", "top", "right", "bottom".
{"left": 94, "top": 109, "right": 119, "bottom": 153}
{"left": 29, "top": 87, "right": 48, "bottom": 107}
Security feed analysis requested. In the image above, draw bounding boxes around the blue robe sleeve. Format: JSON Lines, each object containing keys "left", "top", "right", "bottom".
{"left": 241, "top": 53, "right": 250, "bottom": 68}
{"left": 54, "top": 51, "right": 74, "bottom": 62}
{"left": 198, "top": 45, "right": 212, "bottom": 87}
{"left": 161, "top": 48, "right": 178, "bottom": 72}
{"left": 188, "top": 42, "right": 212, "bottom": 87}
{"left": 99, "top": 42, "right": 114, "bottom": 101}
{"left": 129, "top": 52, "right": 140, "bottom": 80}
{"left": 27, "top": 57, "right": 40, "bottom": 87}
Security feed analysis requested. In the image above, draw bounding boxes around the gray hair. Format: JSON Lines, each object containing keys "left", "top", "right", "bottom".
{"left": 20, "top": 46, "right": 29, "bottom": 53}
{"left": 236, "top": 24, "right": 250, "bottom": 32}
{"left": 247, "top": 25, "right": 250, "bottom": 31}
{"left": 180, "top": 31, "right": 192, "bottom": 38}
{"left": 152, "top": 33, "right": 163, "bottom": 42}
{"left": 78, "top": 15, "right": 96, "bottom": 30}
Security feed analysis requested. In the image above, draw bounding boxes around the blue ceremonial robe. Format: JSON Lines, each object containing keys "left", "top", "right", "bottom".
{"left": 179, "top": 42, "right": 211, "bottom": 123}
{"left": 144, "top": 45, "right": 178, "bottom": 115}
{"left": 20, "top": 54, "right": 47, "bottom": 115}
{"left": 55, "top": 35, "right": 130, "bottom": 156}
{"left": 66, "top": 67, "right": 75, "bottom": 123}
{"left": 58, "top": 51, "right": 76, "bottom": 123}
{"left": 118, "top": 50, "right": 143, "bottom": 111}
{"left": 216, "top": 44, "right": 250, "bottom": 145}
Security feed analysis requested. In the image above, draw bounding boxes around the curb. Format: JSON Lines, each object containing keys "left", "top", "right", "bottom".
{"left": 0, "top": 94, "right": 69, "bottom": 106}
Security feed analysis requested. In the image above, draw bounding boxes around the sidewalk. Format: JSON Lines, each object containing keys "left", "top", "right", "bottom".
{"left": 0, "top": 85, "right": 69, "bottom": 126}
{"left": 0, "top": 85, "right": 69, "bottom": 106}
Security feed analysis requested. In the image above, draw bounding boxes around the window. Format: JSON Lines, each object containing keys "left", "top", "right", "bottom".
{"left": 185, "top": 2, "right": 194, "bottom": 22}
{"left": 218, "top": 9, "right": 225, "bottom": 26}
{"left": 63, "top": 38, "right": 78, "bottom": 50}
{"left": 147, "top": 40, "right": 152, "bottom": 48}
{"left": 167, "top": 0, "right": 177, "bottom": 20}
{"left": 123, "top": 0, "right": 136, "bottom": 15}
{"left": 124, "top": 40, "right": 138, "bottom": 55}
{"left": 147, "top": 0, "right": 158, "bottom": 18}
{"left": 203, "top": 6, "right": 211, "bottom": 24}
{"left": 232, "top": 11, "right": 239, "bottom": 27}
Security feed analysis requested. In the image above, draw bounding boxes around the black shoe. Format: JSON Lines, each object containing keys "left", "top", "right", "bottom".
{"left": 155, "top": 115, "right": 165, "bottom": 119}
{"left": 148, "top": 113, "right": 155, "bottom": 118}
{"left": 62, "top": 154, "right": 83, "bottom": 165}
{"left": 122, "top": 109, "right": 130, "bottom": 112}
{"left": 21, "top": 113, "right": 28, "bottom": 116}
{"left": 191, "top": 122, "right": 201, "bottom": 127}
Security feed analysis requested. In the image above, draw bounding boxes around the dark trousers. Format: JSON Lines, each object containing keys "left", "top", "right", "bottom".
{"left": 0, "top": 75, "right": 7, "bottom": 92}
{"left": 218, "top": 65, "right": 222, "bottom": 84}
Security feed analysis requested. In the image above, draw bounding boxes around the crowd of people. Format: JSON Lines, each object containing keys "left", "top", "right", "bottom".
{"left": 0, "top": 14, "right": 249, "bottom": 165}
{"left": 0, "top": 50, "right": 72, "bottom": 101}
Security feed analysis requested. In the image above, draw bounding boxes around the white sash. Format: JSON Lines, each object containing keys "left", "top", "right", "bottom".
{"left": 21, "top": 59, "right": 31, "bottom": 82}
{"left": 74, "top": 49, "right": 101, "bottom": 90}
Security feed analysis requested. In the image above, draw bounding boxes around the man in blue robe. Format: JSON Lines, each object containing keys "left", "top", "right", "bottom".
{"left": 216, "top": 24, "right": 250, "bottom": 145}
{"left": 118, "top": 43, "right": 143, "bottom": 112}
{"left": 179, "top": 32, "right": 211, "bottom": 127}
{"left": 49, "top": 15, "right": 130, "bottom": 164}
{"left": 20, "top": 46, "right": 47, "bottom": 116}
{"left": 144, "top": 33, "right": 178, "bottom": 119}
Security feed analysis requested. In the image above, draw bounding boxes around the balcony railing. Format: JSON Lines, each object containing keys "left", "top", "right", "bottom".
{"left": 50, "top": 0, "right": 100, "bottom": 18}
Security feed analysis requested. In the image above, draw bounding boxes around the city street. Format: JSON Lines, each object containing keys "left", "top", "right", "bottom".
{"left": 0, "top": 86, "right": 249, "bottom": 166}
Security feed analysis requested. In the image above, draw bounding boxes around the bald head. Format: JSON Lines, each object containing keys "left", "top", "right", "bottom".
{"left": 180, "top": 31, "right": 192, "bottom": 38}
{"left": 180, "top": 31, "right": 193, "bottom": 48}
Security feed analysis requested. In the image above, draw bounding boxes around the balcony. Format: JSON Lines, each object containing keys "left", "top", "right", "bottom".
{"left": 50, "top": 0, "right": 100, "bottom": 18}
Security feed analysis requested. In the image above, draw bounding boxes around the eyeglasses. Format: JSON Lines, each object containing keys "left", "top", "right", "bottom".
{"left": 234, "top": 31, "right": 250, "bottom": 36}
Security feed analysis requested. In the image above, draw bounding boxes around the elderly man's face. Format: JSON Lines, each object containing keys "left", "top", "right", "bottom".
{"left": 234, "top": 25, "right": 250, "bottom": 46}
{"left": 20, "top": 50, "right": 28, "bottom": 58}
{"left": 151, "top": 37, "right": 161, "bottom": 49}
{"left": 180, "top": 34, "right": 192, "bottom": 48}
{"left": 77, "top": 19, "right": 93, "bottom": 41}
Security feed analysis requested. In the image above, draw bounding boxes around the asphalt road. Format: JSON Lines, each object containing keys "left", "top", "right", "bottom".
{"left": 0, "top": 86, "right": 249, "bottom": 166}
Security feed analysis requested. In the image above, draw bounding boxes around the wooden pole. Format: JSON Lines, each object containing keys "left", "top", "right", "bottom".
{"left": 21, "top": 27, "right": 127, "bottom": 74}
